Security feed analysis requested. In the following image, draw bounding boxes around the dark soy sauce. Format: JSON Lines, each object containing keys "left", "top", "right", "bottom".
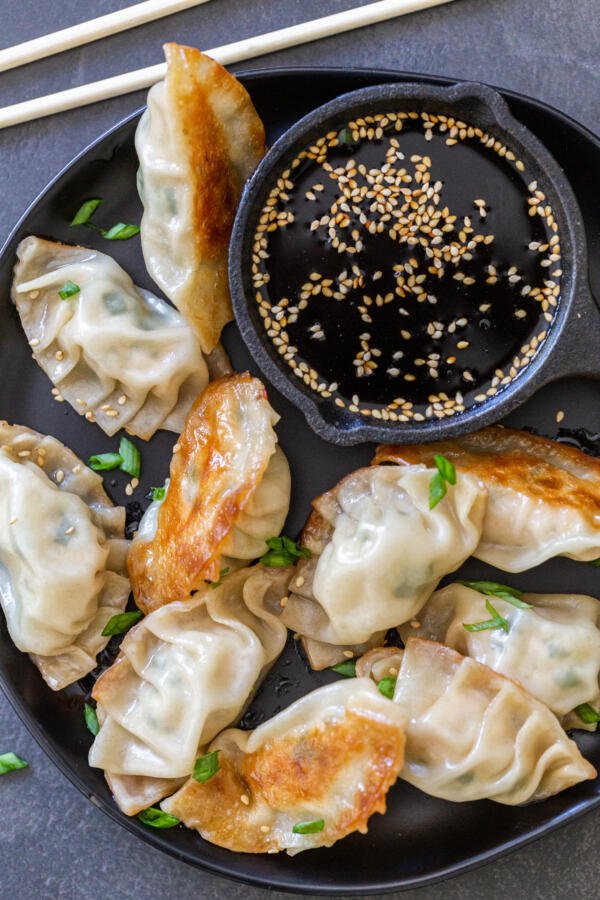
{"left": 253, "top": 113, "right": 562, "bottom": 420}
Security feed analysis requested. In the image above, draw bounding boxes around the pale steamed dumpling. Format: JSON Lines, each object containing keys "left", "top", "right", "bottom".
{"left": 89, "top": 566, "right": 289, "bottom": 815}
{"left": 401, "top": 583, "right": 600, "bottom": 723}
{"left": 393, "top": 639, "right": 596, "bottom": 805}
{"left": 0, "top": 422, "right": 129, "bottom": 690}
{"left": 11, "top": 236, "right": 211, "bottom": 440}
{"left": 282, "top": 464, "right": 487, "bottom": 666}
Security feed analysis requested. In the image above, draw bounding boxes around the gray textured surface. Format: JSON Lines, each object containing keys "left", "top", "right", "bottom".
{"left": 0, "top": 1, "right": 599, "bottom": 897}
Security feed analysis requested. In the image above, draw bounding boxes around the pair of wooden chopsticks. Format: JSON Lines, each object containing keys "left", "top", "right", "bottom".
{"left": 0, "top": 0, "right": 456, "bottom": 130}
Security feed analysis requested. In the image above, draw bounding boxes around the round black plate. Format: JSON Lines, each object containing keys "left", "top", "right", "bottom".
{"left": 0, "top": 68, "right": 599, "bottom": 895}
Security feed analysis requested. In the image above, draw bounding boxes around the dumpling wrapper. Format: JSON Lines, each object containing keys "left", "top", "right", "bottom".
{"left": 89, "top": 566, "right": 290, "bottom": 816}
{"left": 135, "top": 43, "right": 267, "bottom": 353}
{"left": 392, "top": 638, "right": 596, "bottom": 805}
{"left": 128, "top": 373, "right": 291, "bottom": 614}
{"left": 400, "top": 583, "right": 600, "bottom": 728}
{"left": 11, "top": 236, "right": 230, "bottom": 440}
{"left": 161, "top": 678, "right": 406, "bottom": 854}
{"left": 374, "top": 426, "right": 600, "bottom": 572}
{"left": 0, "top": 421, "right": 129, "bottom": 690}
{"left": 281, "top": 465, "right": 487, "bottom": 668}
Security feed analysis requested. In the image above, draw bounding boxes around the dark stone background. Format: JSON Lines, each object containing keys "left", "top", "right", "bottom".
{"left": 1, "top": 1, "right": 599, "bottom": 897}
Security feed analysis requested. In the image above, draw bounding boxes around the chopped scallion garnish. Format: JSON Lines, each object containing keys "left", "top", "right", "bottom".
{"left": 101, "top": 610, "right": 143, "bottom": 637}
{"left": 377, "top": 676, "right": 397, "bottom": 699}
{"left": 459, "top": 580, "right": 532, "bottom": 609}
{"left": 192, "top": 750, "right": 220, "bottom": 784}
{"left": 138, "top": 807, "right": 180, "bottom": 828}
{"left": 102, "top": 223, "right": 140, "bottom": 241}
{"left": 463, "top": 599, "right": 510, "bottom": 634}
{"left": 330, "top": 659, "right": 356, "bottom": 678}
{"left": 429, "top": 454, "right": 457, "bottom": 509}
{"left": 70, "top": 198, "right": 103, "bottom": 226}
{"left": 209, "top": 567, "right": 230, "bottom": 589}
{"left": 118, "top": 436, "right": 141, "bottom": 478}
{"left": 58, "top": 280, "right": 80, "bottom": 300}
{"left": 292, "top": 819, "right": 325, "bottom": 834}
{"left": 590, "top": 558, "right": 600, "bottom": 567}
{"left": 575, "top": 703, "right": 600, "bottom": 725}
{"left": 149, "top": 486, "right": 166, "bottom": 502}
{"left": 0, "top": 752, "right": 28, "bottom": 775}
{"left": 83, "top": 703, "right": 100, "bottom": 736}
{"left": 88, "top": 452, "right": 123, "bottom": 471}
{"left": 260, "top": 535, "right": 312, "bottom": 567}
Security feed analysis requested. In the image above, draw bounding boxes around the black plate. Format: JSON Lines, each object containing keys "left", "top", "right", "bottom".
{"left": 0, "top": 68, "right": 599, "bottom": 896}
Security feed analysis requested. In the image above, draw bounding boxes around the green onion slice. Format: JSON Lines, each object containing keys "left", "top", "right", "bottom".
{"left": 58, "top": 280, "right": 80, "bottom": 300}
{"left": 429, "top": 471, "right": 447, "bottom": 509}
{"left": 330, "top": 659, "right": 356, "bottom": 678}
{"left": 459, "top": 580, "right": 532, "bottom": 609}
{"left": 463, "top": 599, "right": 510, "bottom": 634}
{"left": 88, "top": 452, "right": 123, "bottom": 471}
{"left": 0, "top": 752, "right": 28, "bottom": 775}
{"left": 292, "top": 819, "right": 325, "bottom": 834}
{"left": 377, "top": 676, "right": 397, "bottom": 699}
{"left": 209, "top": 567, "right": 230, "bottom": 589}
{"left": 260, "top": 535, "right": 312, "bottom": 567}
{"left": 434, "top": 454, "right": 457, "bottom": 485}
{"left": 138, "top": 807, "right": 180, "bottom": 828}
{"left": 118, "top": 437, "right": 141, "bottom": 478}
{"left": 102, "top": 223, "right": 140, "bottom": 241}
{"left": 590, "top": 558, "right": 600, "bottom": 567}
{"left": 149, "top": 486, "right": 165, "bottom": 502}
{"left": 84, "top": 703, "right": 100, "bottom": 736}
{"left": 192, "top": 750, "right": 220, "bottom": 784}
{"left": 575, "top": 703, "right": 600, "bottom": 725}
{"left": 101, "top": 610, "right": 143, "bottom": 637}
{"left": 70, "top": 198, "right": 102, "bottom": 226}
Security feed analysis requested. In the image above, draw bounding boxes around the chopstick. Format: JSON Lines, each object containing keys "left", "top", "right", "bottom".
{"left": 0, "top": 1, "right": 214, "bottom": 74}
{"left": 0, "top": 0, "right": 456, "bottom": 130}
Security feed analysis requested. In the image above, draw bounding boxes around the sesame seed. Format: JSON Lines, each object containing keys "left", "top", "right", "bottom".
{"left": 55, "top": 470, "right": 64, "bottom": 484}
{"left": 240, "top": 794, "right": 250, "bottom": 806}
{"left": 260, "top": 825, "right": 270, "bottom": 834}
{"left": 295, "top": 576, "right": 305, "bottom": 588}
{"left": 64, "top": 526, "right": 75, "bottom": 535}
{"left": 29, "top": 338, "right": 40, "bottom": 347}
{"left": 343, "top": 650, "right": 354, "bottom": 658}
{"left": 125, "top": 484, "right": 133, "bottom": 497}
{"left": 9, "top": 517, "right": 17, "bottom": 525}
{"left": 556, "top": 410, "right": 565, "bottom": 423}
{"left": 280, "top": 596, "right": 288, "bottom": 608}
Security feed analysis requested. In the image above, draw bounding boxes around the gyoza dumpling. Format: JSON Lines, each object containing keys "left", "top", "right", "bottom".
{"left": 0, "top": 421, "right": 129, "bottom": 690}
{"left": 11, "top": 236, "right": 228, "bottom": 440}
{"left": 281, "top": 465, "right": 487, "bottom": 669}
{"left": 161, "top": 678, "right": 406, "bottom": 854}
{"left": 391, "top": 638, "right": 596, "bottom": 804}
{"left": 128, "top": 373, "right": 291, "bottom": 614}
{"left": 375, "top": 426, "right": 600, "bottom": 572}
{"left": 399, "top": 583, "right": 600, "bottom": 727}
{"left": 135, "top": 43, "right": 266, "bottom": 353}
{"left": 89, "top": 566, "right": 289, "bottom": 816}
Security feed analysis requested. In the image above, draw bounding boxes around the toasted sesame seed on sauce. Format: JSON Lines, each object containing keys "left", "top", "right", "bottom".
{"left": 250, "top": 108, "right": 562, "bottom": 422}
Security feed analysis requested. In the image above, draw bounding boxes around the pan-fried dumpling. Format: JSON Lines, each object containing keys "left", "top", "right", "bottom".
{"left": 400, "top": 583, "right": 600, "bottom": 727}
{"left": 161, "top": 678, "right": 406, "bottom": 854}
{"left": 391, "top": 638, "right": 596, "bottom": 804}
{"left": 281, "top": 465, "right": 487, "bottom": 669}
{"left": 89, "top": 566, "right": 289, "bottom": 816}
{"left": 128, "top": 373, "right": 291, "bottom": 614}
{"left": 375, "top": 426, "right": 600, "bottom": 572}
{"left": 11, "top": 236, "right": 228, "bottom": 440}
{"left": 135, "top": 43, "right": 266, "bottom": 353}
{"left": 0, "top": 421, "right": 129, "bottom": 690}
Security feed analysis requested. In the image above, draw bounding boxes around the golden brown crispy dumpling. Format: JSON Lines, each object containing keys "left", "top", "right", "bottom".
{"left": 128, "top": 373, "right": 291, "bottom": 614}
{"left": 135, "top": 43, "right": 267, "bottom": 352}
{"left": 161, "top": 679, "right": 406, "bottom": 854}
{"left": 374, "top": 426, "right": 600, "bottom": 572}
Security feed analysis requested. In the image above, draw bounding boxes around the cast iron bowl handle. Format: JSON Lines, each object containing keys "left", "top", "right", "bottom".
{"left": 537, "top": 283, "right": 600, "bottom": 383}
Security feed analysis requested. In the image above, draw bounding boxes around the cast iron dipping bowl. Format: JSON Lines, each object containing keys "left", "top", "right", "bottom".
{"left": 229, "top": 81, "right": 600, "bottom": 446}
